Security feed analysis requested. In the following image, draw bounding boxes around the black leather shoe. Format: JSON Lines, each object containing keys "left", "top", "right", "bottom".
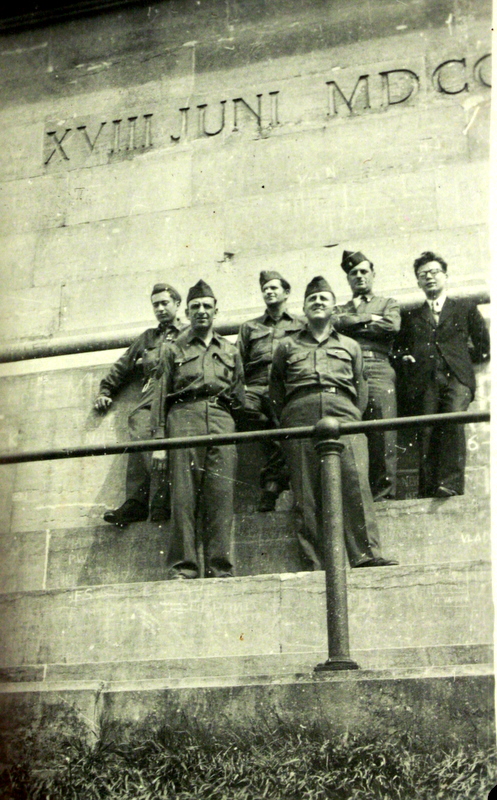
{"left": 354, "top": 557, "right": 399, "bottom": 568}
{"left": 150, "top": 508, "right": 171, "bottom": 522}
{"left": 258, "top": 490, "right": 278, "bottom": 513}
{"left": 435, "top": 486, "right": 458, "bottom": 498}
{"left": 103, "top": 500, "right": 148, "bottom": 527}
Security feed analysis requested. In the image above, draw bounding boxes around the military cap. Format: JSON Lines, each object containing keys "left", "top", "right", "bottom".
{"left": 259, "top": 270, "right": 291, "bottom": 292}
{"left": 341, "top": 250, "right": 373, "bottom": 274}
{"left": 151, "top": 283, "right": 181, "bottom": 303}
{"left": 304, "top": 275, "right": 334, "bottom": 298}
{"left": 186, "top": 279, "right": 216, "bottom": 304}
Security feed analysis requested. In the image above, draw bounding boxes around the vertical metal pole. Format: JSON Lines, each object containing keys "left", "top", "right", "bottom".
{"left": 314, "top": 417, "right": 359, "bottom": 672}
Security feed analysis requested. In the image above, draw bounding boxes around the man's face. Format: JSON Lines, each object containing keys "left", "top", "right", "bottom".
{"left": 261, "top": 279, "right": 289, "bottom": 307}
{"left": 303, "top": 291, "right": 335, "bottom": 323}
{"left": 186, "top": 296, "right": 218, "bottom": 333}
{"left": 416, "top": 261, "right": 448, "bottom": 299}
{"left": 152, "top": 291, "right": 180, "bottom": 325}
{"left": 347, "top": 262, "right": 375, "bottom": 297}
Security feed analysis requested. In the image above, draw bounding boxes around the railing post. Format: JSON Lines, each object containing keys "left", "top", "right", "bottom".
{"left": 313, "top": 416, "right": 359, "bottom": 672}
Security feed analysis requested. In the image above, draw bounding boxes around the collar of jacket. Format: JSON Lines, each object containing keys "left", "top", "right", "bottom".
{"left": 261, "top": 308, "right": 294, "bottom": 325}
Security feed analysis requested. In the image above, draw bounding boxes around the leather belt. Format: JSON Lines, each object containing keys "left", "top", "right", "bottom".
{"left": 362, "top": 350, "right": 388, "bottom": 359}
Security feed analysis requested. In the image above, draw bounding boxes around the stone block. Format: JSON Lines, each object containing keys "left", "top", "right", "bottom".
{"left": 37, "top": 204, "right": 224, "bottom": 300}
{"left": 0, "top": 566, "right": 491, "bottom": 671}
{"left": 65, "top": 150, "right": 192, "bottom": 226}
{"left": 193, "top": 104, "right": 472, "bottom": 205}
{"left": 224, "top": 169, "right": 438, "bottom": 257}
{"left": 0, "top": 231, "right": 37, "bottom": 291}
{"left": 0, "top": 284, "right": 61, "bottom": 342}
{"left": 0, "top": 174, "right": 66, "bottom": 235}
{"left": 0, "top": 530, "right": 48, "bottom": 593}
{"left": 0, "top": 121, "right": 44, "bottom": 182}
{"left": 436, "top": 160, "right": 489, "bottom": 229}
{"left": 0, "top": 576, "right": 283, "bottom": 667}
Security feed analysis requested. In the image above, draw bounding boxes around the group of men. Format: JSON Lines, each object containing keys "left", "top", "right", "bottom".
{"left": 94, "top": 250, "right": 489, "bottom": 579}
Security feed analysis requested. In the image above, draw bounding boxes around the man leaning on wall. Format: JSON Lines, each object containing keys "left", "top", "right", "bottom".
{"left": 395, "top": 251, "right": 490, "bottom": 498}
{"left": 237, "top": 270, "right": 303, "bottom": 511}
{"left": 94, "top": 283, "right": 183, "bottom": 527}
{"left": 333, "top": 250, "right": 400, "bottom": 501}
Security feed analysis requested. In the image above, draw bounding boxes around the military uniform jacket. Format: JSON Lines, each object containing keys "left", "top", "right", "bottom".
{"left": 269, "top": 325, "right": 368, "bottom": 419}
{"left": 394, "top": 297, "right": 490, "bottom": 398}
{"left": 237, "top": 310, "right": 304, "bottom": 386}
{"left": 332, "top": 295, "right": 401, "bottom": 356}
{"left": 152, "top": 328, "right": 245, "bottom": 437}
{"left": 98, "top": 321, "right": 183, "bottom": 407}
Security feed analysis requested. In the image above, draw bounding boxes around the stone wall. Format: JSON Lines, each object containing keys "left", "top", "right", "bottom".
{"left": 0, "top": 0, "right": 491, "bottom": 546}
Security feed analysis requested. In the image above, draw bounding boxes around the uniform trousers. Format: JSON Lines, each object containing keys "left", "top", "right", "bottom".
{"left": 243, "top": 385, "right": 289, "bottom": 491}
{"left": 280, "top": 391, "right": 382, "bottom": 569}
{"left": 362, "top": 355, "right": 397, "bottom": 500}
{"left": 166, "top": 399, "right": 236, "bottom": 578}
{"left": 415, "top": 367, "right": 472, "bottom": 497}
{"left": 127, "top": 403, "right": 169, "bottom": 513}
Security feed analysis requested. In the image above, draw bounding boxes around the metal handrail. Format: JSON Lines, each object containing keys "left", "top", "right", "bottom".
{"left": 0, "top": 410, "right": 489, "bottom": 464}
{"left": 0, "top": 285, "right": 489, "bottom": 364}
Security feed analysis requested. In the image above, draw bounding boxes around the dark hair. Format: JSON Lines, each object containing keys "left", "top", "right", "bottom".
{"left": 413, "top": 251, "right": 448, "bottom": 276}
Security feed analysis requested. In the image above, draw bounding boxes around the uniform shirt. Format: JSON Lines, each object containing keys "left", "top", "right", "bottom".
{"left": 333, "top": 295, "right": 400, "bottom": 355}
{"left": 98, "top": 321, "right": 183, "bottom": 406}
{"left": 152, "top": 328, "right": 245, "bottom": 437}
{"left": 269, "top": 325, "right": 367, "bottom": 419}
{"left": 237, "top": 310, "right": 304, "bottom": 386}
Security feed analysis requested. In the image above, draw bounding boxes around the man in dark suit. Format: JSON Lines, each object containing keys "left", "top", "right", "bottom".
{"left": 396, "top": 251, "right": 490, "bottom": 498}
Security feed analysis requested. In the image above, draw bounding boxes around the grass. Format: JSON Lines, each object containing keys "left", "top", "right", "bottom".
{"left": 1, "top": 718, "right": 495, "bottom": 800}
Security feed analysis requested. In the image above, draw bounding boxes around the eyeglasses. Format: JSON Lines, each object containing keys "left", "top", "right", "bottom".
{"left": 417, "top": 268, "right": 445, "bottom": 279}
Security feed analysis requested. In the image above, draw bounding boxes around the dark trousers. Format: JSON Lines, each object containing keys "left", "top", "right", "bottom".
{"left": 281, "top": 392, "right": 382, "bottom": 569}
{"left": 415, "top": 368, "right": 472, "bottom": 497}
{"left": 362, "top": 355, "right": 397, "bottom": 500}
{"left": 242, "top": 385, "right": 289, "bottom": 491}
{"left": 166, "top": 400, "right": 236, "bottom": 578}
{"left": 127, "top": 404, "right": 169, "bottom": 512}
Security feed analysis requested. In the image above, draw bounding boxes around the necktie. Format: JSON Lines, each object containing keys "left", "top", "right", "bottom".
{"left": 431, "top": 301, "right": 439, "bottom": 325}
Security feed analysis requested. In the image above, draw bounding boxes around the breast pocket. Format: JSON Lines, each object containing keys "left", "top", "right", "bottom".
{"left": 249, "top": 329, "right": 271, "bottom": 360}
{"left": 286, "top": 350, "right": 312, "bottom": 381}
{"left": 324, "top": 347, "right": 353, "bottom": 377}
{"left": 142, "top": 345, "right": 160, "bottom": 377}
{"left": 213, "top": 351, "right": 236, "bottom": 381}
{"left": 175, "top": 353, "right": 201, "bottom": 382}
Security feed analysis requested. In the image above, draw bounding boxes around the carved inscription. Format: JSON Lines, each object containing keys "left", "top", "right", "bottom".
{"left": 43, "top": 54, "right": 491, "bottom": 169}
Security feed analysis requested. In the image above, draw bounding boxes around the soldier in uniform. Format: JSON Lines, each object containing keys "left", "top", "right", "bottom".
{"left": 237, "top": 270, "right": 303, "bottom": 511}
{"left": 270, "top": 275, "right": 398, "bottom": 570}
{"left": 94, "top": 283, "right": 182, "bottom": 527}
{"left": 152, "top": 280, "right": 245, "bottom": 580}
{"left": 333, "top": 251, "right": 400, "bottom": 501}
{"left": 396, "top": 251, "right": 490, "bottom": 498}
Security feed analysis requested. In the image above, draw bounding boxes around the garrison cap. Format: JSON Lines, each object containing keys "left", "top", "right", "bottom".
{"left": 304, "top": 275, "right": 334, "bottom": 298}
{"left": 151, "top": 283, "right": 181, "bottom": 303}
{"left": 186, "top": 279, "right": 216, "bottom": 304}
{"left": 259, "top": 270, "right": 291, "bottom": 292}
{"left": 341, "top": 250, "right": 373, "bottom": 274}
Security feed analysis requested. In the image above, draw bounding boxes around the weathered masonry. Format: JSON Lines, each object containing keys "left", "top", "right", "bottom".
{"left": 0, "top": 0, "right": 492, "bottom": 756}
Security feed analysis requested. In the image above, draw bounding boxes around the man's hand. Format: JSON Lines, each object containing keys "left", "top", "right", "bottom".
{"left": 152, "top": 450, "right": 167, "bottom": 471}
{"left": 94, "top": 395, "right": 113, "bottom": 412}
{"left": 402, "top": 355, "right": 416, "bottom": 364}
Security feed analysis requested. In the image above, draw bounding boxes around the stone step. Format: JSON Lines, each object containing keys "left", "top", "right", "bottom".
{"left": 0, "top": 664, "right": 494, "bottom": 762}
{"left": 1, "top": 495, "right": 489, "bottom": 592}
{"left": 0, "top": 565, "right": 492, "bottom": 675}
{"left": 0, "top": 643, "right": 491, "bottom": 687}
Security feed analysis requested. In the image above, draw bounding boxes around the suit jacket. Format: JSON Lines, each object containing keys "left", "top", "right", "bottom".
{"left": 395, "top": 297, "right": 490, "bottom": 399}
